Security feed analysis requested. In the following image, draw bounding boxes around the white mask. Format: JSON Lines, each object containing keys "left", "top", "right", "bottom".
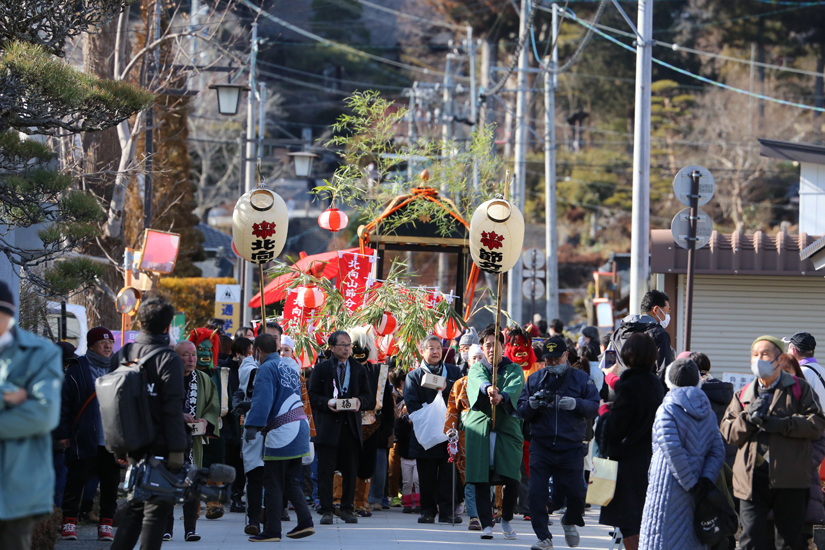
{"left": 751, "top": 358, "right": 776, "bottom": 379}
{"left": 460, "top": 351, "right": 468, "bottom": 362}
{"left": 656, "top": 310, "right": 671, "bottom": 329}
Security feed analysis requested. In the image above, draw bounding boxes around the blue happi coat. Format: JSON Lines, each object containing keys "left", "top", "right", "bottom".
{"left": 639, "top": 386, "right": 725, "bottom": 550}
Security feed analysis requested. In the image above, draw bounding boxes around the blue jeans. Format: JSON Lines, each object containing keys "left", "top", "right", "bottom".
{"left": 368, "top": 448, "right": 388, "bottom": 504}
{"left": 53, "top": 450, "right": 67, "bottom": 509}
{"left": 464, "top": 483, "right": 478, "bottom": 518}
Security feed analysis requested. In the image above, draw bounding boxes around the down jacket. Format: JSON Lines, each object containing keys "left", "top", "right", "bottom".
{"left": 639, "top": 386, "right": 725, "bottom": 550}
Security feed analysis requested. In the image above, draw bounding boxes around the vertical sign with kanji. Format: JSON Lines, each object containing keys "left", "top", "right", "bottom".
{"left": 337, "top": 251, "right": 376, "bottom": 313}
{"left": 214, "top": 284, "right": 241, "bottom": 334}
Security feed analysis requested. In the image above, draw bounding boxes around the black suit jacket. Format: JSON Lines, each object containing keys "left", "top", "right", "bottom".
{"left": 308, "top": 356, "right": 374, "bottom": 445}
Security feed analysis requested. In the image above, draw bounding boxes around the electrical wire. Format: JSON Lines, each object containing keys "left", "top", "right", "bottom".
{"left": 534, "top": 0, "right": 608, "bottom": 75}
{"left": 481, "top": 0, "right": 539, "bottom": 99}
{"left": 571, "top": 15, "right": 825, "bottom": 113}
{"left": 240, "top": 0, "right": 467, "bottom": 81}
{"left": 256, "top": 59, "right": 410, "bottom": 90}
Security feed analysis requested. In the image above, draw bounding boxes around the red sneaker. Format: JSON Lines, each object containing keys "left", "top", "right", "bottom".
{"left": 61, "top": 518, "right": 78, "bottom": 541}
{"left": 98, "top": 518, "right": 115, "bottom": 541}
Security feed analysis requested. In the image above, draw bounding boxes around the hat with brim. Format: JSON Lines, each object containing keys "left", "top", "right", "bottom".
{"left": 541, "top": 336, "right": 567, "bottom": 359}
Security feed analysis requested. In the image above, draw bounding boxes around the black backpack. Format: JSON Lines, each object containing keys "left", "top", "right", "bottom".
{"left": 95, "top": 345, "right": 166, "bottom": 454}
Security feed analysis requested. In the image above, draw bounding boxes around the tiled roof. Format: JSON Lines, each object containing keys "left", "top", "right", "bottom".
{"left": 196, "top": 223, "right": 232, "bottom": 253}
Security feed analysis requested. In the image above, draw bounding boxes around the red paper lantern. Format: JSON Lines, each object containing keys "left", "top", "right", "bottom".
{"left": 298, "top": 346, "right": 317, "bottom": 369}
{"left": 318, "top": 207, "right": 349, "bottom": 233}
{"left": 296, "top": 284, "right": 326, "bottom": 309}
{"left": 378, "top": 334, "right": 398, "bottom": 356}
{"left": 435, "top": 317, "right": 460, "bottom": 340}
{"left": 375, "top": 311, "right": 398, "bottom": 336}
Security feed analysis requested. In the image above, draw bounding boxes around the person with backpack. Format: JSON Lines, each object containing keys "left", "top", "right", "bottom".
{"left": 107, "top": 296, "right": 188, "bottom": 550}
{"left": 55, "top": 326, "right": 121, "bottom": 542}
{"left": 610, "top": 290, "right": 674, "bottom": 379}
{"left": 785, "top": 332, "right": 825, "bottom": 406}
{"left": 0, "top": 280, "right": 63, "bottom": 550}
{"left": 721, "top": 335, "right": 825, "bottom": 550}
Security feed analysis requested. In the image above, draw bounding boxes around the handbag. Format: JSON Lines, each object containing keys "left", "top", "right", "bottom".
{"left": 585, "top": 456, "right": 618, "bottom": 506}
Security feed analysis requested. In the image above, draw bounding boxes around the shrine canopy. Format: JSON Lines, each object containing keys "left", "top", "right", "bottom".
{"left": 356, "top": 187, "right": 479, "bottom": 318}
{"left": 249, "top": 247, "right": 371, "bottom": 308}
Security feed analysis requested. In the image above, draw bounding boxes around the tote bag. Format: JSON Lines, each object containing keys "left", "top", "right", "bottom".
{"left": 585, "top": 456, "right": 618, "bottom": 506}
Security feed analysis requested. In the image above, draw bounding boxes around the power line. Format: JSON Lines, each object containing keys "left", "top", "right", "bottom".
{"left": 572, "top": 15, "right": 825, "bottom": 113}
{"left": 352, "top": 0, "right": 459, "bottom": 29}
{"left": 256, "top": 59, "right": 410, "bottom": 90}
{"left": 240, "top": 0, "right": 467, "bottom": 81}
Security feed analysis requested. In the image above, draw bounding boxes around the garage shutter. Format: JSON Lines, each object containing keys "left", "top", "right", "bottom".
{"left": 675, "top": 275, "right": 825, "bottom": 375}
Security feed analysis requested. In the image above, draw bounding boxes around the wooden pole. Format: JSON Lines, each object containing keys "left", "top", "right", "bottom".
{"left": 491, "top": 171, "right": 512, "bottom": 430}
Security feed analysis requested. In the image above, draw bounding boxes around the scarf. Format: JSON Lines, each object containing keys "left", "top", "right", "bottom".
{"left": 421, "top": 360, "right": 444, "bottom": 377}
{"left": 184, "top": 372, "right": 198, "bottom": 463}
{"left": 85, "top": 350, "right": 111, "bottom": 378}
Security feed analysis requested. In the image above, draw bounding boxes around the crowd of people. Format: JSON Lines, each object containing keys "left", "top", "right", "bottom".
{"left": 2, "top": 277, "right": 825, "bottom": 550}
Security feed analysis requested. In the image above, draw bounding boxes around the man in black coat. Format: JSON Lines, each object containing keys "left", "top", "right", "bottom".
{"left": 404, "top": 335, "right": 462, "bottom": 524}
{"left": 109, "top": 297, "right": 188, "bottom": 550}
{"left": 307, "top": 330, "right": 374, "bottom": 525}
{"left": 610, "top": 290, "right": 674, "bottom": 380}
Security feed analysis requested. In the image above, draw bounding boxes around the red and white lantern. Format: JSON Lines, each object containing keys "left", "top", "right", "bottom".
{"left": 435, "top": 317, "right": 460, "bottom": 340}
{"left": 375, "top": 311, "right": 398, "bottom": 336}
{"left": 469, "top": 197, "right": 525, "bottom": 274}
{"left": 378, "top": 334, "right": 399, "bottom": 356}
{"left": 296, "top": 284, "right": 326, "bottom": 309}
{"left": 232, "top": 188, "right": 289, "bottom": 264}
{"left": 318, "top": 207, "right": 349, "bottom": 233}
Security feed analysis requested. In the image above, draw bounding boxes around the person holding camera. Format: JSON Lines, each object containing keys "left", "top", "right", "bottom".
{"left": 244, "top": 334, "right": 315, "bottom": 542}
{"left": 517, "top": 337, "right": 599, "bottom": 550}
{"left": 162, "top": 340, "right": 220, "bottom": 542}
{"left": 109, "top": 297, "right": 188, "bottom": 550}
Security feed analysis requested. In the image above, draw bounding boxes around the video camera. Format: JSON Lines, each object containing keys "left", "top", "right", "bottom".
{"left": 124, "top": 456, "right": 236, "bottom": 504}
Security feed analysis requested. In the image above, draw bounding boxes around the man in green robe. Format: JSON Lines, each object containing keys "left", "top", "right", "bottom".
{"left": 465, "top": 324, "right": 525, "bottom": 541}
{"left": 168, "top": 341, "right": 220, "bottom": 541}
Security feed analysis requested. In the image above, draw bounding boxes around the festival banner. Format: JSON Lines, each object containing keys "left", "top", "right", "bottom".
{"left": 337, "top": 250, "right": 377, "bottom": 313}
{"left": 282, "top": 288, "right": 319, "bottom": 327}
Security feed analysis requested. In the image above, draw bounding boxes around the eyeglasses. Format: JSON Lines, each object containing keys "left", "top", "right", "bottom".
{"left": 335, "top": 343, "right": 353, "bottom": 348}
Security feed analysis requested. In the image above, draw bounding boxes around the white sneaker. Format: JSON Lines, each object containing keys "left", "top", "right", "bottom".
{"left": 531, "top": 539, "right": 553, "bottom": 550}
{"left": 561, "top": 521, "right": 579, "bottom": 548}
{"left": 455, "top": 503, "right": 465, "bottom": 515}
{"left": 481, "top": 526, "right": 494, "bottom": 540}
{"left": 501, "top": 520, "right": 516, "bottom": 539}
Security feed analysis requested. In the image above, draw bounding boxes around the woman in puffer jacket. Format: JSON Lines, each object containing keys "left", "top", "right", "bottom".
{"left": 639, "top": 358, "right": 726, "bottom": 550}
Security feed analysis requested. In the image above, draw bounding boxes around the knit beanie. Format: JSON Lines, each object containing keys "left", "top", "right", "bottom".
{"left": 459, "top": 327, "right": 479, "bottom": 347}
{"left": 752, "top": 335, "right": 786, "bottom": 354}
{"left": 665, "top": 358, "right": 701, "bottom": 391}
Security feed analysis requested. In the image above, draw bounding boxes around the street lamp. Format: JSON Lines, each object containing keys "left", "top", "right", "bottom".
{"left": 209, "top": 83, "right": 250, "bottom": 116}
{"left": 288, "top": 151, "right": 319, "bottom": 177}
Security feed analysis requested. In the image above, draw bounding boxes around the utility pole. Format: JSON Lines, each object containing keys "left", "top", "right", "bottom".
{"left": 544, "top": 4, "right": 559, "bottom": 322}
{"left": 143, "top": 0, "right": 162, "bottom": 230}
{"left": 508, "top": 0, "right": 529, "bottom": 325}
{"left": 241, "top": 22, "right": 258, "bottom": 327}
{"left": 628, "top": 0, "right": 653, "bottom": 315}
{"left": 467, "top": 26, "right": 479, "bottom": 190}
{"left": 438, "top": 54, "right": 453, "bottom": 293}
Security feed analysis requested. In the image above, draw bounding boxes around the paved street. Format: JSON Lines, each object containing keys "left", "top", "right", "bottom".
{"left": 58, "top": 504, "right": 619, "bottom": 550}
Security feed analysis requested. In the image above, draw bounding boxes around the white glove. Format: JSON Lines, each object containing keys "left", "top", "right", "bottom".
{"left": 557, "top": 396, "right": 577, "bottom": 410}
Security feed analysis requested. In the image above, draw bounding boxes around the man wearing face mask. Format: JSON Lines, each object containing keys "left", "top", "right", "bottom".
{"left": 610, "top": 290, "right": 674, "bottom": 383}
{"left": 722, "top": 335, "right": 825, "bottom": 550}
{"left": 517, "top": 337, "right": 599, "bottom": 550}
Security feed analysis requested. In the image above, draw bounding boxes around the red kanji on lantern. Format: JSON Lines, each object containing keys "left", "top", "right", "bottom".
{"left": 375, "top": 311, "right": 398, "bottom": 336}
{"left": 318, "top": 207, "right": 349, "bottom": 233}
{"left": 296, "top": 284, "right": 326, "bottom": 309}
{"left": 252, "top": 221, "right": 277, "bottom": 239}
{"left": 480, "top": 230, "right": 504, "bottom": 250}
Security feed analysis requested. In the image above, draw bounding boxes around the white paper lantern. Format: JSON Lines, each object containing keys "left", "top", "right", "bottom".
{"left": 469, "top": 197, "right": 525, "bottom": 273}
{"left": 232, "top": 188, "right": 290, "bottom": 264}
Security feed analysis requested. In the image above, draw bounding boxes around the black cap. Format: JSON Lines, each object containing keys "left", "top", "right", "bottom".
{"left": 0, "top": 280, "right": 15, "bottom": 317}
{"left": 541, "top": 336, "right": 567, "bottom": 359}
{"left": 785, "top": 332, "right": 817, "bottom": 352}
